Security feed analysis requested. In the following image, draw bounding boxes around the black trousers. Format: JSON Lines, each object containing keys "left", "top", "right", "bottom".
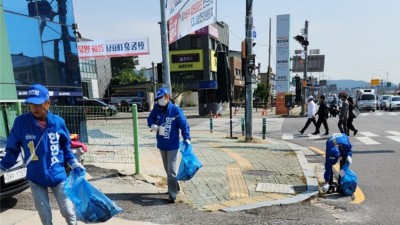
{"left": 314, "top": 117, "right": 329, "bottom": 133}
{"left": 338, "top": 118, "right": 348, "bottom": 134}
{"left": 347, "top": 117, "right": 356, "bottom": 131}
{"left": 300, "top": 118, "right": 317, "bottom": 133}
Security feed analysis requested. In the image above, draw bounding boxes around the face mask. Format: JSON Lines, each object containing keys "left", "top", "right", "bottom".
{"left": 158, "top": 97, "right": 167, "bottom": 106}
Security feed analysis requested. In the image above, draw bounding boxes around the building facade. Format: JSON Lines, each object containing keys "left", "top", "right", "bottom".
{"left": 2, "top": 0, "right": 82, "bottom": 104}
{"left": 168, "top": 22, "right": 231, "bottom": 115}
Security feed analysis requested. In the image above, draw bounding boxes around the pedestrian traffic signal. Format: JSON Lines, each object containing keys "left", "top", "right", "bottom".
{"left": 293, "top": 35, "right": 309, "bottom": 47}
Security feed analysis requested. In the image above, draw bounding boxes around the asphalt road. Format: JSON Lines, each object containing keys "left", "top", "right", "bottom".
{"left": 270, "top": 110, "right": 400, "bottom": 225}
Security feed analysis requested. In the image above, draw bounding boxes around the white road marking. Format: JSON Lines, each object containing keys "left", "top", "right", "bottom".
{"left": 387, "top": 136, "right": 400, "bottom": 143}
{"left": 355, "top": 137, "right": 380, "bottom": 145}
{"left": 386, "top": 131, "right": 400, "bottom": 136}
{"left": 282, "top": 134, "right": 293, "bottom": 140}
{"left": 308, "top": 134, "right": 321, "bottom": 139}
{"left": 359, "top": 132, "right": 378, "bottom": 137}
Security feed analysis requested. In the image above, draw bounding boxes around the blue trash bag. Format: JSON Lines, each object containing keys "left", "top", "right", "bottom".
{"left": 177, "top": 141, "right": 203, "bottom": 181}
{"left": 340, "top": 162, "right": 358, "bottom": 196}
{"left": 64, "top": 168, "right": 123, "bottom": 223}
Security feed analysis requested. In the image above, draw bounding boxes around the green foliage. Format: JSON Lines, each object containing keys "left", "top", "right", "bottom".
{"left": 254, "top": 83, "right": 271, "bottom": 108}
{"left": 110, "top": 68, "right": 146, "bottom": 85}
{"left": 111, "top": 56, "right": 137, "bottom": 77}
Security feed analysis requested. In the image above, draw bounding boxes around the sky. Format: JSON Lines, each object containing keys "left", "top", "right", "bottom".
{"left": 72, "top": 0, "right": 400, "bottom": 86}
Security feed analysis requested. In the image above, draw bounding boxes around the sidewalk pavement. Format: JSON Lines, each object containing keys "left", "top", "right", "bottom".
{"left": 2, "top": 106, "right": 325, "bottom": 224}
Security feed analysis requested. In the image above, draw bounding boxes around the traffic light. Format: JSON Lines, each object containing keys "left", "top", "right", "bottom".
{"left": 156, "top": 63, "right": 163, "bottom": 83}
{"left": 293, "top": 35, "right": 309, "bottom": 47}
{"left": 387, "top": 82, "right": 391, "bottom": 87}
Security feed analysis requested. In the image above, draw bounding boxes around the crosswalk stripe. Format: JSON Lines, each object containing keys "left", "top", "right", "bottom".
{"left": 282, "top": 134, "right": 293, "bottom": 140}
{"left": 355, "top": 137, "right": 380, "bottom": 145}
{"left": 387, "top": 136, "right": 400, "bottom": 143}
{"left": 308, "top": 134, "right": 321, "bottom": 139}
{"left": 386, "top": 131, "right": 400, "bottom": 136}
{"left": 358, "top": 132, "right": 378, "bottom": 137}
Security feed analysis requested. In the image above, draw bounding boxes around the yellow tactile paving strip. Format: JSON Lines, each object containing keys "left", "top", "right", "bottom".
{"left": 201, "top": 139, "right": 294, "bottom": 212}
{"left": 226, "top": 165, "right": 249, "bottom": 198}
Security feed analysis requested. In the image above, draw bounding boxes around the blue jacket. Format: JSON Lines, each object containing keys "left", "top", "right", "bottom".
{"left": 0, "top": 111, "right": 77, "bottom": 187}
{"left": 147, "top": 102, "right": 190, "bottom": 150}
{"left": 324, "top": 133, "right": 353, "bottom": 181}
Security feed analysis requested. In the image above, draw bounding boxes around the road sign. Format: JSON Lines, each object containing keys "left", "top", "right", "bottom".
{"left": 291, "top": 55, "right": 325, "bottom": 72}
{"left": 370, "top": 79, "right": 380, "bottom": 86}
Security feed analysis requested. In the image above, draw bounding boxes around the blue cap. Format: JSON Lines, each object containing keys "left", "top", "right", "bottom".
{"left": 327, "top": 146, "right": 340, "bottom": 161}
{"left": 155, "top": 88, "right": 169, "bottom": 100}
{"left": 25, "top": 84, "right": 49, "bottom": 104}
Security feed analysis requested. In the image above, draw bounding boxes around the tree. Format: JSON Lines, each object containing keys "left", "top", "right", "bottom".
{"left": 111, "top": 56, "right": 137, "bottom": 77}
{"left": 110, "top": 68, "right": 146, "bottom": 85}
{"left": 254, "top": 83, "right": 271, "bottom": 109}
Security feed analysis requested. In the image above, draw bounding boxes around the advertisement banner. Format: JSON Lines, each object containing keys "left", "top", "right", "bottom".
{"left": 165, "top": 0, "right": 189, "bottom": 20}
{"left": 168, "top": 0, "right": 217, "bottom": 44}
{"left": 170, "top": 49, "right": 203, "bottom": 71}
{"left": 275, "top": 14, "right": 290, "bottom": 93}
{"left": 77, "top": 39, "right": 150, "bottom": 59}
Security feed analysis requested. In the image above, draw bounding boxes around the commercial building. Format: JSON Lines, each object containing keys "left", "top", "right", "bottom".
{"left": 1, "top": 0, "right": 83, "bottom": 104}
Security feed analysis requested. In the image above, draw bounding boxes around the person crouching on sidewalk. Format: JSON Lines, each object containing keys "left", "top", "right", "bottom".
{"left": 322, "top": 133, "right": 353, "bottom": 193}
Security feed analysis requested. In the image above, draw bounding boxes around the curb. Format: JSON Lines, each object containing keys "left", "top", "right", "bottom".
{"left": 221, "top": 139, "right": 320, "bottom": 212}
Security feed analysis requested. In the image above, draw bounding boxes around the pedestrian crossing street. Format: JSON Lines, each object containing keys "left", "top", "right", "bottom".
{"left": 282, "top": 131, "right": 400, "bottom": 145}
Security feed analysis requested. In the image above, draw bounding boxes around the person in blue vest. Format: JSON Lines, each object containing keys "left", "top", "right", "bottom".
{"left": 147, "top": 88, "right": 191, "bottom": 203}
{"left": 0, "top": 84, "right": 84, "bottom": 225}
{"left": 322, "top": 133, "right": 353, "bottom": 193}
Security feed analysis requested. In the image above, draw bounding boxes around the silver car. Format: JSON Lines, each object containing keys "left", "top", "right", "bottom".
{"left": 385, "top": 96, "right": 400, "bottom": 111}
{"left": 377, "top": 95, "right": 391, "bottom": 110}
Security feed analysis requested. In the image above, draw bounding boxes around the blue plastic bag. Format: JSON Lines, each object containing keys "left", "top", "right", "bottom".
{"left": 177, "top": 141, "right": 203, "bottom": 181}
{"left": 64, "top": 169, "right": 123, "bottom": 223}
{"left": 340, "top": 163, "right": 358, "bottom": 196}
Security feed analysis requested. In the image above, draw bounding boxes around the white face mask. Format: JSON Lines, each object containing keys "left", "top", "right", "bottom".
{"left": 158, "top": 97, "right": 167, "bottom": 106}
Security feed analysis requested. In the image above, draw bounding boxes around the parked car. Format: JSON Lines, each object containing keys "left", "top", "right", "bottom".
{"left": 377, "top": 95, "right": 391, "bottom": 110}
{"left": 385, "top": 96, "right": 400, "bottom": 111}
{"left": 0, "top": 138, "right": 29, "bottom": 200}
{"left": 82, "top": 99, "right": 118, "bottom": 116}
{"left": 127, "top": 97, "right": 150, "bottom": 112}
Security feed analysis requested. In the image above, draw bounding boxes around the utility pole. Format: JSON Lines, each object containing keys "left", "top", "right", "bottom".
{"left": 159, "top": 0, "right": 172, "bottom": 94}
{"left": 267, "top": 17, "right": 271, "bottom": 86}
{"left": 245, "top": 0, "right": 254, "bottom": 142}
{"left": 297, "top": 20, "right": 309, "bottom": 116}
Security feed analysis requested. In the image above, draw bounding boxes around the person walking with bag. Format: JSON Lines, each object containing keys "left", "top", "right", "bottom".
{"left": 347, "top": 97, "right": 358, "bottom": 136}
{"left": 312, "top": 95, "right": 329, "bottom": 135}
{"left": 147, "top": 88, "right": 191, "bottom": 203}
{"left": 338, "top": 94, "right": 349, "bottom": 135}
{"left": 0, "top": 84, "right": 84, "bottom": 225}
{"left": 299, "top": 96, "right": 317, "bottom": 134}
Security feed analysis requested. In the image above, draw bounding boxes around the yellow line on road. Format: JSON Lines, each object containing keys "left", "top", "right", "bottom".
{"left": 308, "top": 146, "right": 365, "bottom": 204}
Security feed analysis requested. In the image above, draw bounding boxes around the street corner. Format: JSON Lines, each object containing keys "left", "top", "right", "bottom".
{"left": 307, "top": 146, "right": 365, "bottom": 205}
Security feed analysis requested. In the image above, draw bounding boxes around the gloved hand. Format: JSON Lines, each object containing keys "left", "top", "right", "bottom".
{"left": 322, "top": 183, "right": 330, "bottom": 193}
{"left": 346, "top": 156, "right": 352, "bottom": 164}
{"left": 0, "top": 169, "right": 5, "bottom": 177}
{"left": 151, "top": 124, "right": 158, "bottom": 132}
{"left": 185, "top": 139, "right": 191, "bottom": 145}
{"left": 339, "top": 169, "right": 346, "bottom": 177}
{"left": 69, "top": 159, "right": 85, "bottom": 170}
